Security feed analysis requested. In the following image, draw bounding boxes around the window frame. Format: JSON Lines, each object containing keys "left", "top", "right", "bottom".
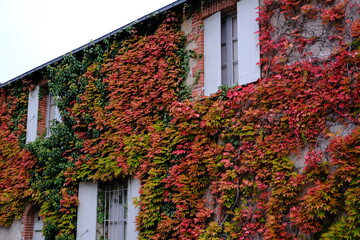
{"left": 203, "top": 0, "right": 260, "bottom": 96}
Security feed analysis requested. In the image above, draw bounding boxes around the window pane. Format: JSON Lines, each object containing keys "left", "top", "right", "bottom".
{"left": 232, "top": 16, "right": 237, "bottom": 38}
{"left": 233, "top": 62, "right": 238, "bottom": 85}
{"left": 46, "top": 95, "right": 59, "bottom": 136}
{"left": 221, "top": 13, "right": 238, "bottom": 87}
{"left": 221, "top": 66, "right": 227, "bottom": 86}
{"left": 104, "top": 182, "right": 127, "bottom": 240}
{"left": 49, "top": 105, "right": 56, "bottom": 122}
{"left": 221, "top": 44, "right": 227, "bottom": 65}
{"left": 233, "top": 39, "right": 238, "bottom": 61}
{"left": 221, "top": 21, "right": 226, "bottom": 42}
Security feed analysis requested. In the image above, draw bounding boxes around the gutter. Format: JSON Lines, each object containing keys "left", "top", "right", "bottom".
{"left": 0, "top": 0, "right": 188, "bottom": 88}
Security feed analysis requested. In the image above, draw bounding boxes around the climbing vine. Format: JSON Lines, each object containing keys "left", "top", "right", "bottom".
{"left": 0, "top": 1, "right": 359, "bottom": 240}
{"left": 0, "top": 81, "right": 35, "bottom": 226}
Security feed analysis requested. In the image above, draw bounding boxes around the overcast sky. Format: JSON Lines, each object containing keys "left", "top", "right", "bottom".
{"left": 0, "top": 0, "right": 176, "bottom": 83}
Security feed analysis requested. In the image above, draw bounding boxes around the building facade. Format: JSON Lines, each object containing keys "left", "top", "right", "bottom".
{"left": 1, "top": 0, "right": 359, "bottom": 239}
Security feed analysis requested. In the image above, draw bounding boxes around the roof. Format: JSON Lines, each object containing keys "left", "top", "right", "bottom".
{"left": 0, "top": 0, "right": 187, "bottom": 88}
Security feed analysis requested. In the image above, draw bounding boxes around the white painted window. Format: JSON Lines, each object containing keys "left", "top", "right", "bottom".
{"left": 221, "top": 13, "right": 238, "bottom": 87}
{"left": 77, "top": 179, "right": 140, "bottom": 240}
{"left": 204, "top": 0, "right": 260, "bottom": 95}
{"left": 46, "top": 95, "right": 60, "bottom": 137}
{"left": 103, "top": 182, "right": 128, "bottom": 240}
{"left": 26, "top": 86, "right": 61, "bottom": 141}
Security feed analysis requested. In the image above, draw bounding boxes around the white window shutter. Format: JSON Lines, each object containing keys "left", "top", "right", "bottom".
{"left": 76, "top": 182, "right": 98, "bottom": 240}
{"left": 237, "top": 0, "right": 260, "bottom": 85}
{"left": 26, "top": 86, "right": 39, "bottom": 143}
{"left": 204, "top": 11, "right": 222, "bottom": 96}
{"left": 126, "top": 177, "right": 141, "bottom": 240}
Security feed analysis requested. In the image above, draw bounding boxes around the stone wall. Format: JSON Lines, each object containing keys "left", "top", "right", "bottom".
{"left": 0, "top": 220, "right": 23, "bottom": 240}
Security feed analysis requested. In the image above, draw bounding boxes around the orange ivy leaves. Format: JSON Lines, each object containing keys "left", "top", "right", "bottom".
{"left": 0, "top": 87, "right": 35, "bottom": 226}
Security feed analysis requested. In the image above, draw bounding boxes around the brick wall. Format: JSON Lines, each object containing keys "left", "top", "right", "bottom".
{"left": 0, "top": 220, "right": 23, "bottom": 240}
{"left": 201, "top": 0, "right": 237, "bottom": 18}
{"left": 37, "top": 85, "right": 48, "bottom": 137}
{"left": 21, "top": 204, "right": 37, "bottom": 240}
{"left": 183, "top": 11, "right": 205, "bottom": 99}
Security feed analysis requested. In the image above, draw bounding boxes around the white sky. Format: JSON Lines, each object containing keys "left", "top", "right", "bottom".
{"left": 0, "top": 0, "right": 176, "bottom": 83}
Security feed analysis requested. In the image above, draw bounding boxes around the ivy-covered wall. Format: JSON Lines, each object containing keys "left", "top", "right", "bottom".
{"left": 0, "top": 80, "right": 34, "bottom": 227}
{"left": 0, "top": 0, "right": 359, "bottom": 239}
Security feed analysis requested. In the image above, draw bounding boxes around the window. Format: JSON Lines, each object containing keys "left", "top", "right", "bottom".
{"left": 221, "top": 13, "right": 238, "bottom": 87}
{"left": 46, "top": 95, "right": 60, "bottom": 136}
{"left": 103, "top": 182, "right": 128, "bottom": 240}
{"left": 76, "top": 179, "right": 140, "bottom": 240}
{"left": 25, "top": 86, "right": 61, "bottom": 142}
{"left": 204, "top": 0, "right": 260, "bottom": 95}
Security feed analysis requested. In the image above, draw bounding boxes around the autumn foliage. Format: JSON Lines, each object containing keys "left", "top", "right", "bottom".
{"left": 0, "top": 86, "right": 35, "bottom": 226}
{"left": 0, "top": 0, "right": 359, "bottom": 239}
